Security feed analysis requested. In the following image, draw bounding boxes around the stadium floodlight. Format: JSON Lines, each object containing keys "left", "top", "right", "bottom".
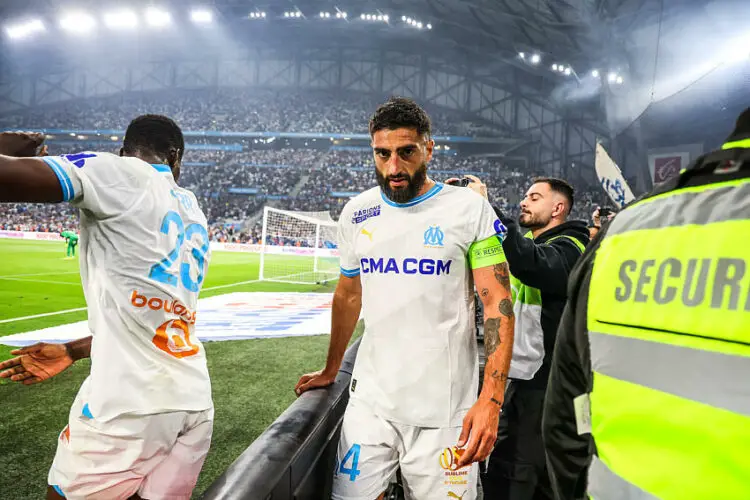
{"left": 402, "top": 16, "right": 407, "bottom": 21}
{"left": 296, "top": 11, "right": 302, "bottom": 17}
{"left": 426, "top": 23, "right": 432, "bottom": 29}
{"left": 69, "top": 132, "right": 76, "bottom": 136}
{"left": 104, "top": 9, "right": 138, "bottom": 29}
{"left": 591, "top": 69, "right": 600, "bottom": 78}
{"left": 384, "top": 15, "right": 389, "bottom": 22}
{"left": 60, "top": 12, "right": 97, "bottom": 34}
{"left": 564, "top": 67, "right": 572, "bottom": 75}
{"left": 417, "top": 22, "right": 423, "bottom": 28}
{"left": 110, "top": 135, "right": 118, "bottom": 141}
{"left": 530, "top": 54, "right": 541, "bottom": 64}
{"left": 145, "top": 7, "right": 171, "bottom": 27}
{"left": 190, "top": 9, "right": 213, "bottom": 24}
{"left": 552, "top": 64, "right": 558, "bottom": 71}
{"left": 608, "top": 72, "right": 617, "bottom": 83}
{"left": 616, "top": 76, "right": 624, "bottom": 84}
{"left": 6, "top": 19, "right": 45, "bottom": 40}
{"left": 284, "top": 12, "right": 290, "bottom": 17}
{"left": 325, "top": 12, "right": 330, "bottom": 18}
{"left": 518, "top": 52, "right": 525, "bottom": 59}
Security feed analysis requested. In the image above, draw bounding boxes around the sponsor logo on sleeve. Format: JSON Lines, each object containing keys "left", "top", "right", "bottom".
{"left": 351, "top": 205, "right": 381, "bottom": 224}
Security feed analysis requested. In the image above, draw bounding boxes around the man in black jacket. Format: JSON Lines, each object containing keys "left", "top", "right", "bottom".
{"left": 470, "top": 177, "right": 590, "bottom": 499}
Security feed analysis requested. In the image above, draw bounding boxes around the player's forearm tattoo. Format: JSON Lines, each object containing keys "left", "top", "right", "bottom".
{"left": 498, "top": 298, "right": 513, "bottom": 317}
{"left": 491, "top": 369, "right": 508, "bottom": 382}
{"left": 493, "top": 263, "right": 511, "bottom": 292}
{"left": 480, "top": 288, "right": 489, "bottom": 298}
{"left": 484, "top": 317, "right": 501, "bottom": 356}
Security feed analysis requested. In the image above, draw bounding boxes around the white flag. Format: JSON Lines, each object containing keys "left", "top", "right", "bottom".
{"left": 595, "top": 143, "right": 635, "bottom": 209}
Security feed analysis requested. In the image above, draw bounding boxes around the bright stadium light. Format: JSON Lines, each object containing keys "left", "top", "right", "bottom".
{"left": 616, "top": 76, "right": 624, "bottom": 84}
{"left": 417, "top": 22, "right": 423, "bottom": 28}
{"left": 608, "top": 72, "right": 617, "bottom": 83}
{"left": 518, "top": 52, "right": 525, "bottom": 59}
{"left": 6, "top": 19, "right": 45, "bottom": 40}
{"left": 383, "top": 15, "right": 389, "bottom": 21}
{"left": 60, "top": 12, "right": 96, "bottom": 34}
{"left": 530, "top": 54, "right": 541, "bottom": 64}
{"left": 105, "top": 9, "right": 138, "bottom": 29}
{"left": 426, "top": 23, "right": 432, "bottom": 29}
{"left": 110, "top": 135, "right": 118, "bottom": 141}
{"left": 552, "top": 64, "right": 558, "bottom": 71}
{"left": 564, "top": 67, "right": 572, "bottom": 75}
{"left": 284, "top": 12, "right": 290, "bottom": 17}
{"left": 191, "top": 9, "right": 213, "bottom": 24}
{"left": 145, "top": 7, "right": 171, "bottom": 27}
{"left": 591, "top": 69, "right": 600, "bottom": 78}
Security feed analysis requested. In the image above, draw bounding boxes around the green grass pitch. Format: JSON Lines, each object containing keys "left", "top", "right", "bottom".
{"left": 0, "top": 239, "right": 355, "bottom": 498}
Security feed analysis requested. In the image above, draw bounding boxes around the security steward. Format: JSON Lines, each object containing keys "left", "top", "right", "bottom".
{"left": 542, "top": 107, "right": 750, "bottom": 500}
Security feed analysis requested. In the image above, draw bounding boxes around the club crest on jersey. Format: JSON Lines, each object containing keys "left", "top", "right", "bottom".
{"left": 352, "top": 205, "right": 381, "bottom": 224}
{"left": 424, "top": 226, "right": 445, "bottom": 248}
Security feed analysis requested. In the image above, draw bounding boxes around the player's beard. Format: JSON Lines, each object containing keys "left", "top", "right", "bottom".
{"left": 376, "top": 163, "right": 428, "bottom": 204}
{"left": 519, "top": 210, "right": 550, "bottom": 230}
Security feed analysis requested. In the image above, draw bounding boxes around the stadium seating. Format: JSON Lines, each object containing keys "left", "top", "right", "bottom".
{"left": 0, "top": 91, "right": 609, "bottom": 239}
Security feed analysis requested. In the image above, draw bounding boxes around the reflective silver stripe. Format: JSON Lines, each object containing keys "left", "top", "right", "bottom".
{"left": 588, "top": 456, "right": 659, "bottom": 500}
{"left": 607, "top": 180, "right": 750, "bottom": 235}
{"left": 590, "top": 332, "right": 750, "bottom": 417}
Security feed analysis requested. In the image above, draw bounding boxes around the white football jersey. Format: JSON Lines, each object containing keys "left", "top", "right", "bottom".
{"left": 338, "top": 182, "right": 503, "bottom": 427}
{"left": 43, "top": 152, "right": 212, "bottom": 421}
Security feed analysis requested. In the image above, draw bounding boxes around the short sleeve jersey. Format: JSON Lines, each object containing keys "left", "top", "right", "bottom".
{"left": 337, "top": 182, "right": 506, "bottom": 427}
{"left": 43, "top": 152, "right": 212, "bottom": 421}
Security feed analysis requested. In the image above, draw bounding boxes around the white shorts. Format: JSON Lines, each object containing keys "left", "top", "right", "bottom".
{"left": 333, "top": 398, "right": 478, "bottom": 500}
{"left": 48, "top": 391, "right": 213, "bottom": 500}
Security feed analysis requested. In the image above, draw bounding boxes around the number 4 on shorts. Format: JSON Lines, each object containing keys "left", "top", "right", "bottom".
{"left": 339, "top": 444, "right": 361, "bottom": 481}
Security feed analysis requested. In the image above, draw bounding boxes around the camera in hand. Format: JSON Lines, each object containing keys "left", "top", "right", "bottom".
{"left": 446, "top": 178, "right": 472, "bottom": 187}
{"left": 599, "top": 207, "right": 613, "bottom": 218}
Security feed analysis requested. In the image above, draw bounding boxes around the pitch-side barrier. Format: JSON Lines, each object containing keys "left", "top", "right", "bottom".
{"left": 201, "top": 338, "right": 361, "bottom": 500}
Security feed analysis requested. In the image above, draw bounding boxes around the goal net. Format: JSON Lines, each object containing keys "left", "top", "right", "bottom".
{"left": 259, "top": 206, "right": 340, "bottom": 285}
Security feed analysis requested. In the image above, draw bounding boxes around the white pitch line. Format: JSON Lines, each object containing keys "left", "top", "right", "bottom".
{"left": 0, "top": 271, "right": 79, "bottom": 278}
{"left": 0, "top": 307, "right": 88, "bottom": 324}
{"left": 0, "top": 277, "right": 81, "bottom": 286}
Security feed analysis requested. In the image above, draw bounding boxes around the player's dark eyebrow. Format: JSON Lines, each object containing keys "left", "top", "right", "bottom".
{"left": 373, "top": 144, "right": 418, "bottom": 154}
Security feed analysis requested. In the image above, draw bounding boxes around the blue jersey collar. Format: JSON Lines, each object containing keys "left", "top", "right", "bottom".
{"left": 380, "top": 182, "right": 443, "bottom": 208}
{"left": 151, "top": 163, "right": 172, "bottom": 174}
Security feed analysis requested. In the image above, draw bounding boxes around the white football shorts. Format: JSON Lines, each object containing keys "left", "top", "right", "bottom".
{"left": 48, "top": 390, "right": 213, "bottom": 500}
{"left": 332, "top": 398, "right": 478, "bottom": 500}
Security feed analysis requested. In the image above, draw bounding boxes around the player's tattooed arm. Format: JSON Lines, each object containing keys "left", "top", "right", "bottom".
{"left": 474, "top": 262, "right": 515, "bottom": 408}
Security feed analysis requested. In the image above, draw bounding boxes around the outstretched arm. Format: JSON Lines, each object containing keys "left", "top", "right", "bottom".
{"left": 457, "top": 261, "right": 515, "bottom": 466}
{"left": 0, "top": 336, "right": 92, "bottom": 385}
{"left": 0, "top": 155, "right": 64, "bottom": 203}
{"left": 295, "top": 274, "right": 362, "bottom": 395}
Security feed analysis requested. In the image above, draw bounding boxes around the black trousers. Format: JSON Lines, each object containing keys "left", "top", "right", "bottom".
{"left": 480, "top": 382, "right": 553, "bottom": 500}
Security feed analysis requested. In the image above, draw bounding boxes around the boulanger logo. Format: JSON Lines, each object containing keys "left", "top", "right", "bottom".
{"left": 131, "top": 290, "right": 200, "bottom": 358}
{"left": 424, "top": 226, "right": 445, "bottom": 247}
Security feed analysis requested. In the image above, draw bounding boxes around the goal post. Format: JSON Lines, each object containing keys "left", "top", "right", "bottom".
{"left": 259, "top": 206, "right": 340, "bottom": 285}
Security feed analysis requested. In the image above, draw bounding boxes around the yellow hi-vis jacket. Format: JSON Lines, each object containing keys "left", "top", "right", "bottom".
{"left": 542, "top": 140, "right": 750, "bottom": 500}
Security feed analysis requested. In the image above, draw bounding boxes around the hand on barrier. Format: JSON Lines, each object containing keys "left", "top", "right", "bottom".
{"left": 455, "top": 398, "right": 501, "bottom": 467}
{"left": 294, "top": 369, "right": 337, "bottom": 396}
{"left": 0, "top": 342, "right": 74, "bottom": 385}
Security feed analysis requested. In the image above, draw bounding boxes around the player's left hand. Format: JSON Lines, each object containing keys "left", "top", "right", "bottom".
{"left": 455, "top": 398, "right": 502, "bottom": 467}
{"left": 0, "top": 131, "right": 46, "bottom": 157}
{"left": 0, "top": 343, "right": 74, "bottom": 385}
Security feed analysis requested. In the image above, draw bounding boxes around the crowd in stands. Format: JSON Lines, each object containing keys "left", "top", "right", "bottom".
{"left": 0, "top": 89, "right": 505, "bottom": 138}
{"left": 0, "top": 90, "right": 609, "bottom": 244}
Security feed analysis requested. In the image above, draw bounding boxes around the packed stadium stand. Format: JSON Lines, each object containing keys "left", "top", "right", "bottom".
{"left": 0, "top": 90, "right": 610, "bottom": 242}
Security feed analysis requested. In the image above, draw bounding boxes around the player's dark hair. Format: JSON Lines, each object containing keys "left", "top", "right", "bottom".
{"left": 533, "top": 176, "right": 575, "bottom": 215}
{"left": 123, "top": 114, "right": 184, "bottom": 163}
{"left": 369, "top": 97, "right": 432, "bottom": 138}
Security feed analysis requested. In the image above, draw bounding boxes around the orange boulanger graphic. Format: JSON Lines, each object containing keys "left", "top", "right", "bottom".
{"left": 152, "top": 319, "right": 200, "bottom": 358}
{"left": 131, "top": 290, "right": 197, "bottom": 325}
{"left": 60, "top": 425, "right": 70, "bottom": 443}
{"left": 439, "top": 447, "right": 470, "bottom": 486}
